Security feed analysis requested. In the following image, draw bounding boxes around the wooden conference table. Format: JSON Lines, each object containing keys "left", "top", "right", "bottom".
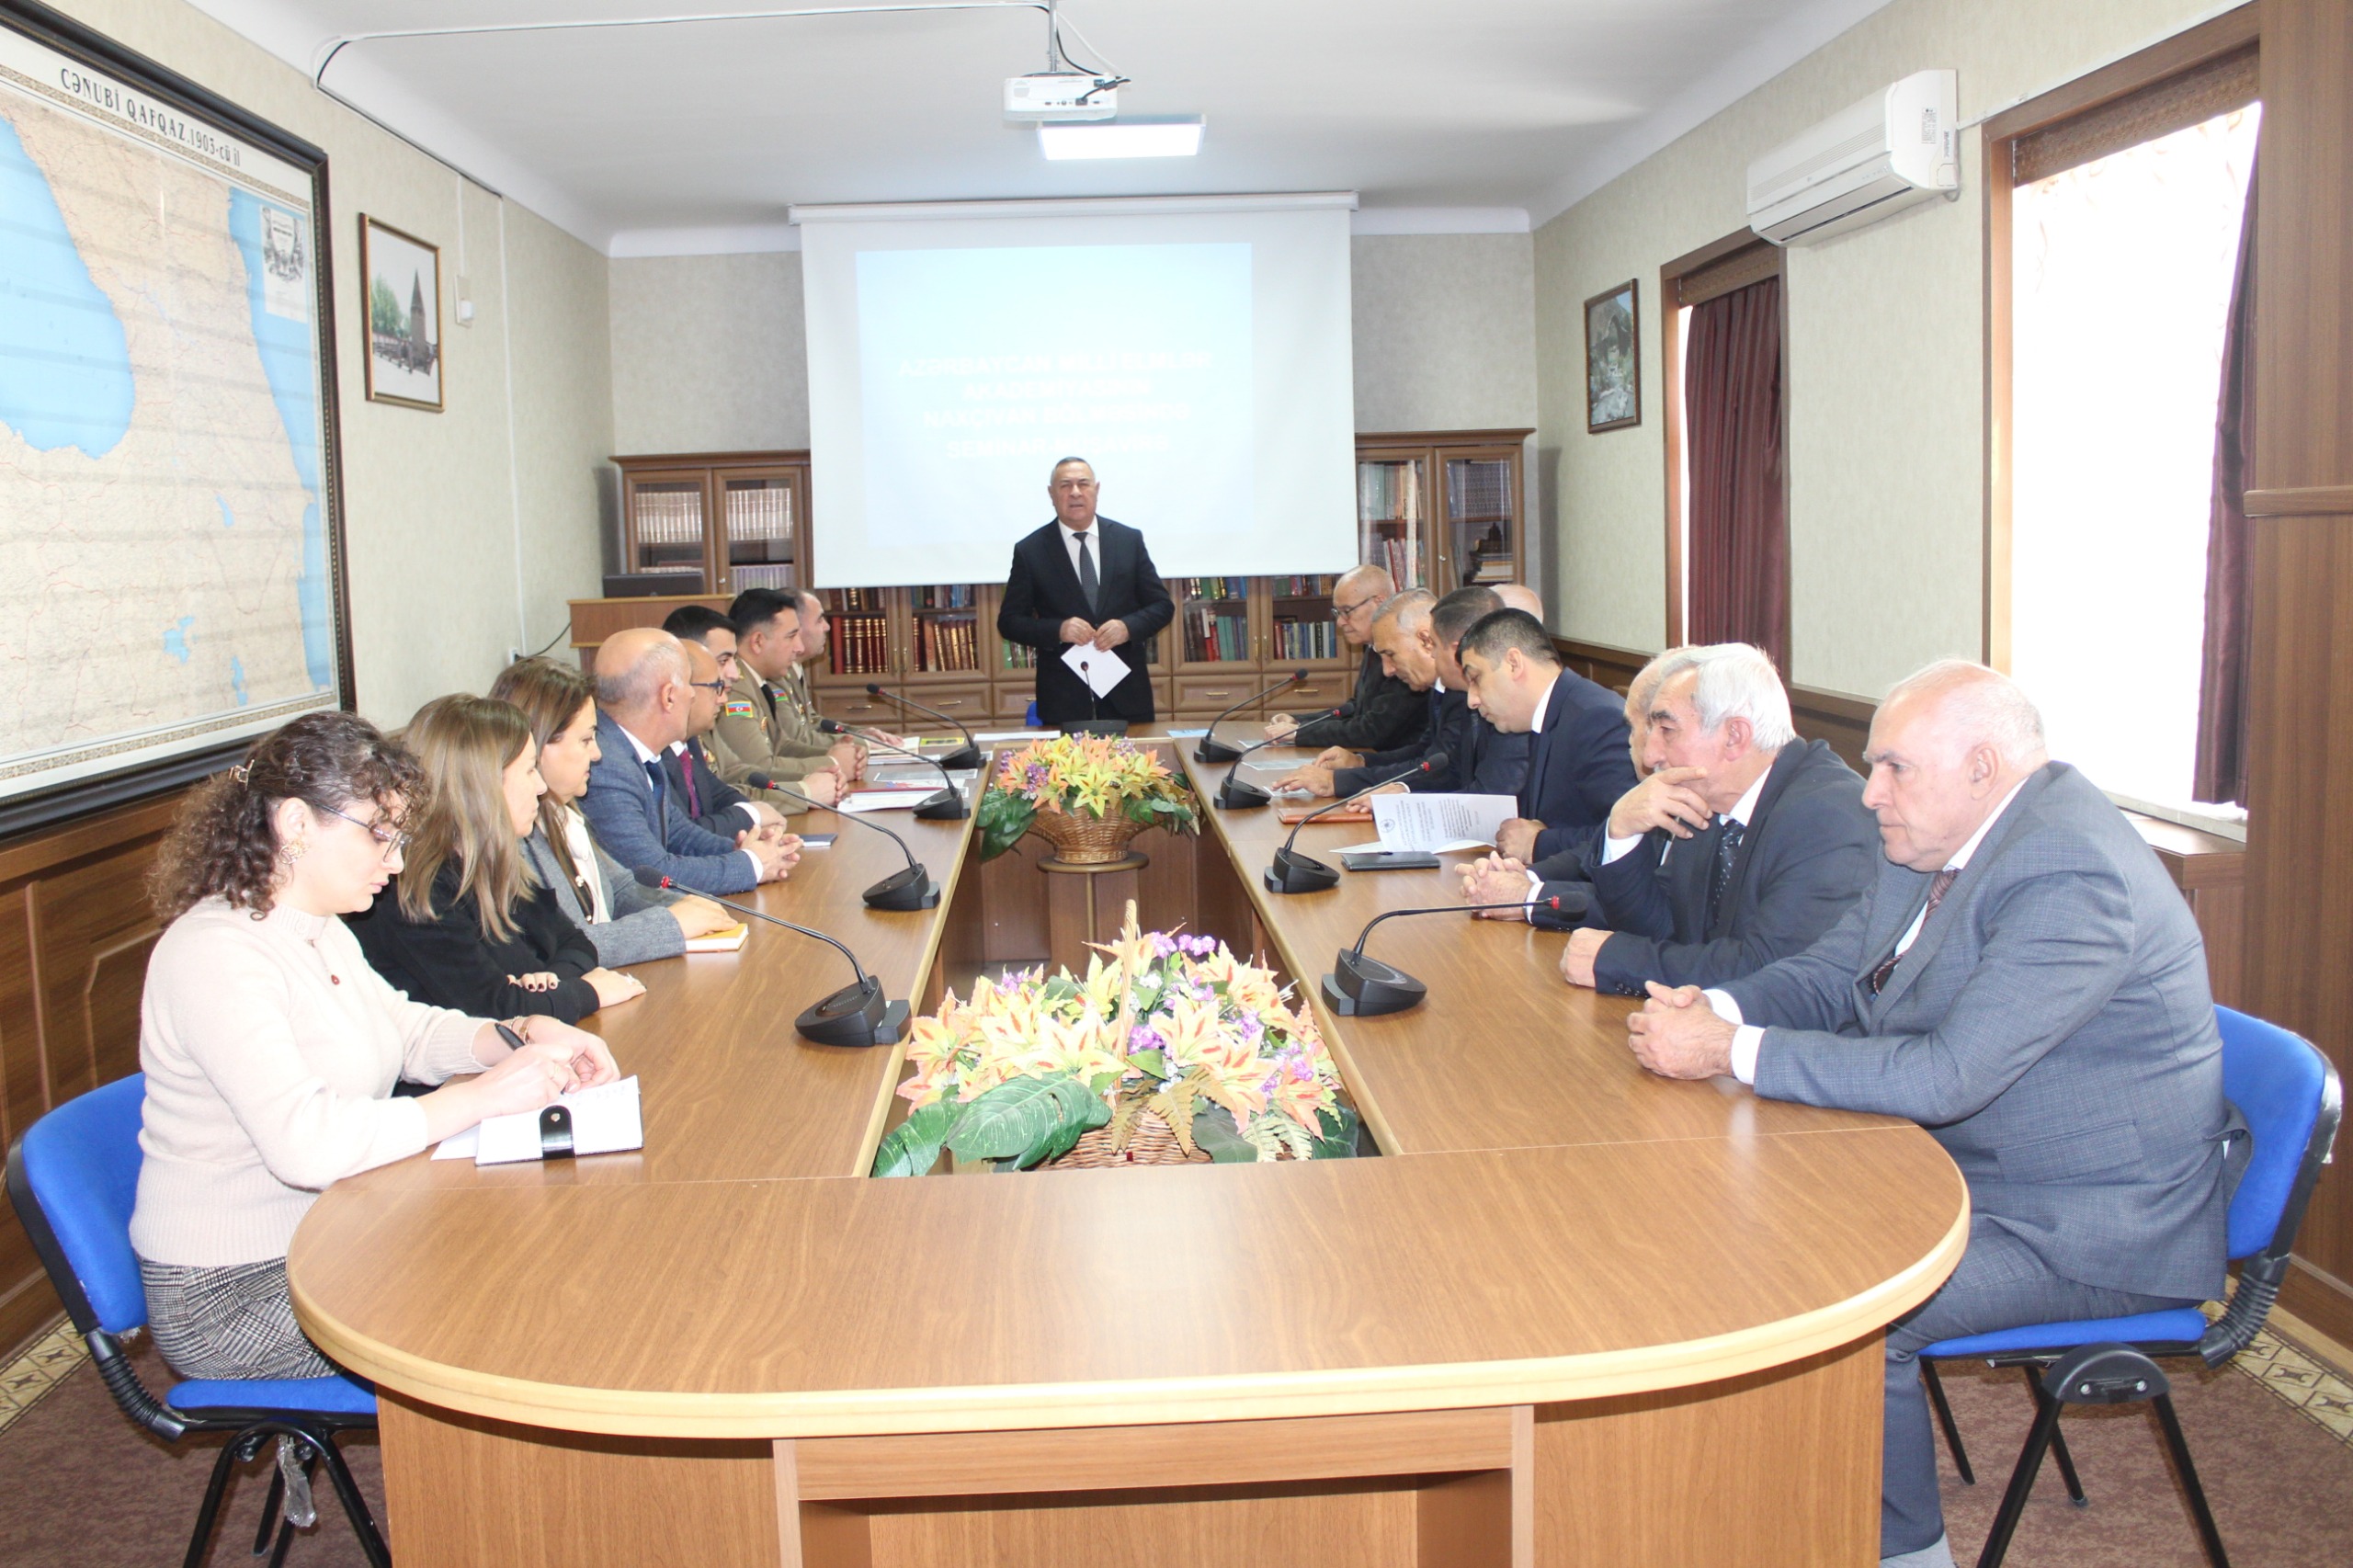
{"left": 290, "top": 733, "right": 1968, "bottom": 1567}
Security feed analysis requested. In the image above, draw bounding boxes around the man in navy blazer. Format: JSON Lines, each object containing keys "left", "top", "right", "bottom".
{"left": 578, "top": 629, "right": 797, "bottom": 896}
{"left": 1558, "top": 644, "right": 1877, "bottom": 993}
{"left": 1627, "top": 661, "right": 2234, "bottom": 1568}
{"left": 1453, "top": 609, "right": 1635, "bottom": 867}
{"left": 995, "top": 457, "right": 1175, "bottom": 726}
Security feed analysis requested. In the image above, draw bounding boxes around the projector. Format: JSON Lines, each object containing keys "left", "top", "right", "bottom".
{"left": 1004, "top": 72, "right": 1120, "bottom": 121}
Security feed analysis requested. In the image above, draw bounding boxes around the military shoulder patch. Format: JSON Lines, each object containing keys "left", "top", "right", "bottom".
{"left": 722, "top": 699, "right": 757, "bottom": 718}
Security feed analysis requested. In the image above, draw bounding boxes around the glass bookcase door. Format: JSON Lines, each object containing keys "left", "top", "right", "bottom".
{"left": 1439, "top": 455, "right": 1518, "bottom": 594}
{"left": 1265, "top": 575, "right": 1344, "bottom": 665}
{"left": 623, "top": 472, "right": 711, "bottom": 584}
{"left": 1172, "top": 577, "right": 1255, "bottom": 669}
{"left": 826, "top": 587, "right": 898, "bottom": 681}
{"left": 1358, "top": 456, "right": 1427, "bottom": 589}
{"left": 909, "top": 585, "right": 984, "bottom": 681}
{"left": 716, "top": 469, "right": 801, "bottom": 594}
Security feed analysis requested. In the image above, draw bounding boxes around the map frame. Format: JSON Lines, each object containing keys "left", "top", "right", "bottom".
{"left": 0, "top": 0, "right": 353, "bottom": 838}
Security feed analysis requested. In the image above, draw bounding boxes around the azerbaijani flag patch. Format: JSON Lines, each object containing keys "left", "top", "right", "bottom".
{"left": 722, "top": 699, "right": 758, "bottom": 718}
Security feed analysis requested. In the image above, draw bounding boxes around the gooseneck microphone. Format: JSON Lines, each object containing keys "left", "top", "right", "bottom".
{"left": 631, "top": 868, "right": 907, "bottom": 1047}
{"left": 1321, "top": 891, "right": 1592, "bottom": 1015}
{"left": 820, "top": 719, "right": 966, "bottom": 820}
{"left": 1213, "top": 700, "right": 1351, "bottom": 811}
{"left": 746, "top": 772, "right": 937, "bottom": 911}
{"left": 861, "top": 683, "right": 983, "bottom": 770}
{"left": 1195, "top": 668, "right": 1309, "bottom": 764}
{"left": 1265, "top": 752, "right": 1449, "bottom": 894}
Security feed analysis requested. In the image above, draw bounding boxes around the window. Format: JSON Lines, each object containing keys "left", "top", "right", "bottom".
{"left": 2000, "top": 63, "right": 2256, "bottom": 825}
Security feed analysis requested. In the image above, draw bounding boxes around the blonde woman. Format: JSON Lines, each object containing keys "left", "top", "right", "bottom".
{"left": 490, "top": 656, "right": 734, "bottom": 962}
{"left": 350, "top": 696, "right": 644, "bottom": 1023}
{"left": 132, "top": 711, "right": 615, "bottom": 1380}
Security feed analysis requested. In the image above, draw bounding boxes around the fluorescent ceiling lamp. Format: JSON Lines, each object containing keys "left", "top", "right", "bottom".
{"left": 1038, "top": 116, "right": 1205, "bottom": 160}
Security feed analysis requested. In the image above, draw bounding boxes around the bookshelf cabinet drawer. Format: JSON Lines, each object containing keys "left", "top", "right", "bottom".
{"left": 993, "top": 684, "right": 1037, "bottom": 719}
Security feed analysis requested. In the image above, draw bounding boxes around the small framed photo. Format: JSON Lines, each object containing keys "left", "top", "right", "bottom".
{"left": 359, "top": 215, "right": 443, "bottom": 411}
{"left": 1584, "top": 279, "right": 1640, "bottom": 432}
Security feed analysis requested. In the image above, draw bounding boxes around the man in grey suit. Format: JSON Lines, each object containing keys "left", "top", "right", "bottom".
{"left": 1624, "top": 660, "right": 2234, "bottom": 1568}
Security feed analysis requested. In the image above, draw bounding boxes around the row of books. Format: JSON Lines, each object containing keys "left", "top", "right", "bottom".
{"left": 1175, "top": 576, "right": 1249, "bottom": 601}
{"left": 1446, "top": 460, "right": 1512, "bottom": 520}
{"left": 1001, "top": 642, "right": 1039, "bottom": 670}
{"left": 1181, "top": 607, "right": 1252, "bottom": 663}
{"left": 1270, "top": 619, "right": 1341, "bottom": 660}
{"left": 917, "top": 614, "right": 981, "bottom": 672}
{"left": 731, "top": 563, "right": 795, "bottom": 591}
{"left": 915, "top": 584, "right": 976, "bottom": 609}
{"left": 722, "top": 484, "right": 793, "bottom": 541}
{"left": 633, "top": 489, "right": 706, "bottom": 545}
{"left": 835, "top": 587, "right": 888, "bottom": 614}
{"left": 1268, "top": 574, "right": 1333, "bottom": 597}
{"left": 1358, "top": 460, "right": 1421, "bottom": 523}
{"left": 829, "top": 613, "right": 894, "bottom": 675}
{"left": 1372, "top": 536, "right": 1424, "bottom": 592}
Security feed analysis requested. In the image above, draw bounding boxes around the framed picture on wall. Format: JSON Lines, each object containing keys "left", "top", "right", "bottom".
{"left": 1585, "top": 280, "right": 1640, "bottom": 432}
{"left": 359, "top": 214, "right": 442, "bottom": 410}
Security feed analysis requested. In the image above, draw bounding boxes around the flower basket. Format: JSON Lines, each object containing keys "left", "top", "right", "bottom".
{"left": 975, "top": 734, "right": 1198, "bottom": 862}
{"left": 871, "top": 903, "right": 1359, "bottom": 1176}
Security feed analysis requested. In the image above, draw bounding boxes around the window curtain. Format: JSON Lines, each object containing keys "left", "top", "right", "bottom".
{"left": 1684, "top": 275, "right": 1787, "bottom": 667}
{"left": 2193, "top": 151, "right": 2256, "bottom": 806}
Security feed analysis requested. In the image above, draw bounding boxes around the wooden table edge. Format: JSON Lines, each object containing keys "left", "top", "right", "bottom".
{"left": 294, "top": 1197, "right": 1967, "bottom": 1441}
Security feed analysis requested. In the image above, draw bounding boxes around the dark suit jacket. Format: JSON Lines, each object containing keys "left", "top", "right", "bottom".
{"left": 579, "top": 711, "right": 759, "bottom": 894}
{"left": 1574, "top": 740, "right": 1877, "bottom": 993}
{"left": 349, "top": 862, "right": 603, "bottom": 1024}
{"left": 1516, "top": 667, "right": 1638, "bottom": 863}
{"left": 663, "top": 736, "right": 756, "bottom": 838}
{"left": 1332, "top": 686, "right": 1463, "bottom": 795}
{"left": 1724, "top": 762, "right": 2233, "bottom": 1301}
{"left": 1461, "top": 713, "right": 1530, "bottom": 797}
{"left": 996, "top": 517, "right": 1175, "bottom": 724}
{"left": 1292, "top": 645, "right": 1427, "bottom": 754}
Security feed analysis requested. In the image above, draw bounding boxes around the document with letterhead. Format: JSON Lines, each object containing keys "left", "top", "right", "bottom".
{"left": 1337, "top": 792, "right": 1518, "bottom": 854}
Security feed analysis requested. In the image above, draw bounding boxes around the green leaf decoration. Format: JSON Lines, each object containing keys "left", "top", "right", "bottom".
{"left": 1190, "top": 1104, "right": 1259, "bottom": 1164}
{"left": 871, "top": 1099, "right": 960, "bottom": 1177}
{"left": 946, "top": 1074, "right": 1108, "bottom": 1165}
{"left": 1126, "top": 1048, "right": 1170, "bottom": 1080}
{"left": 1312, "top": 1102, "right": 1361, "bottom": 1160}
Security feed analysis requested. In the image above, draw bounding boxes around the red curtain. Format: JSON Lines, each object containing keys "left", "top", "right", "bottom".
{"left": 2193, "top": 153, "right": 2257, "bottom": 806}
{"left": 1684, "top": 276, "right": 1787, "bottom": 667}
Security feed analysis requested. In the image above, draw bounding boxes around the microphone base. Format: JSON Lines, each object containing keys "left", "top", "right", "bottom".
{"left": 1064, "top": 719, "right": 1130, "bottom": 738}
{"left": 1215, "top": 777, "right": 1271, "bottom": 810}
{"left": 1194, "top": 738, "right": 1245, "bottom": 764}
{"left": 913, "top": 790, "right": 968, "bottom": 820}
{"left": 1264, "top": 848, "right": 1340, "bottom": 895}
{"left": 861, "top": 865, "right": 939, "bottom": 912}
{"left": 1321, "top": 953, "right": 1427, "bottom": 1016}
{"left": 937, "top": 744, "right": 984, "bottom": 771}
{"left": 795, "top": 978, "right": 908, "bottom": 1049}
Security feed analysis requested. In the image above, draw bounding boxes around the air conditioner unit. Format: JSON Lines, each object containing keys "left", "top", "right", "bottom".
{"left": 1746, "top": 69, "right": 1959, "bottom": 246}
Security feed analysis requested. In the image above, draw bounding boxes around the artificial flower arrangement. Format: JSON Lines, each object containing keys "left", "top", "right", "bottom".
{"left": 872, "top": 908, "right": 1359, "bottom": 1176}
{"left": 973, "top": 733, "right": 1199, "bottom": 861}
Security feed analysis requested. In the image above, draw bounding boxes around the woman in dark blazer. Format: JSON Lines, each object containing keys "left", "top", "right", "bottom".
{"left": 350, "top": 696, "right": 645, "bottom": 1024}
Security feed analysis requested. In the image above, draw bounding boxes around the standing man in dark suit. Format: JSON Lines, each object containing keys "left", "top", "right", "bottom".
{"left": 1552, "top": 643, "right": 1877, "bottom": 991}
{"left": 1453, "top": 609, "right": 1637, "bottom": 867}
{"left": 996, "top": 457, "right": 1175, "bottom": 726}
{"left": 1626, "top": 661, "right": 2235, "bottom": 1568}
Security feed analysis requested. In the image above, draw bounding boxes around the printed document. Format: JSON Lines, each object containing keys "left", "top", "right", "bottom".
{"left": 433, "top": 1076, "right": 644, "bottom": 1165}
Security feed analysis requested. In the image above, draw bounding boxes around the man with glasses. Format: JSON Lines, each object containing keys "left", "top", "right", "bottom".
{"left": 663, "top": 602, "right": 825, "bottom": 818}
{"left": 997, "top": 456, "right": 1175, "bottom": 728}
{"left": 1264, "top": 563, "right": 1427, "bottom": 755}
{"left": 663, "top": 636, "right": 801, "bottom": 840}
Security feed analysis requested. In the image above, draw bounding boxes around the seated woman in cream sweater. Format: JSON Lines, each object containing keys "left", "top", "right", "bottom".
{"left": 132, "top": 711, "right": 617, "bottom": 1381}
{"left": 488, "top": 656, "right": 735, "bottom": 963}
{"left": 349, "top": 696, "right": 646, "bottom": 1022}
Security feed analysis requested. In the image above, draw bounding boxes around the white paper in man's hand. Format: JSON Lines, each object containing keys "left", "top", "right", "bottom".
{"left": 1060, "top": 642, "right": 1128, "bottom": 699}
{"left": 1368, "top": 793, "right": 1519, "bottom": 853}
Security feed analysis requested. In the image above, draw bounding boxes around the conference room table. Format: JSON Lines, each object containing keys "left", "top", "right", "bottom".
{"left": 289, "top": 732, "right": 1969, "bottom": 1567}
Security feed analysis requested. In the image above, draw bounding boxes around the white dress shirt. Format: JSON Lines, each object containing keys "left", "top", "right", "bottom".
{"left": 1599, "top": 759, "right": 1770, "bottom": 867}
{"left": 1709, "top": 776, "right": 2033, "bottom": 1084}
{"left": 559, "top": 805, "right": 613, "bottom": 925}
{"left": 615, "top": 722, "right": 762, "bottom": 882}
{"left": 1060, "top": 520, "right": 1099, "bottom": 595}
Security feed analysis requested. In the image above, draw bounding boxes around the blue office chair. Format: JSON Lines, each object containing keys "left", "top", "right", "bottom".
{"left": 1917, "top": 1006, "right": 2342, "bottom": 1568}
{"left": 4, "top": 1074, "right": 391, "bottom": 1568}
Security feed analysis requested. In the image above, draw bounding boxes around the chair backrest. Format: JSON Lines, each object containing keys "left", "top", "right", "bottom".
{"left": 2216, "top": 1006, "right": 2343, "bottom": 1262}
{"left": 3, "top": 1074, "right": 150, "bottom": 1336}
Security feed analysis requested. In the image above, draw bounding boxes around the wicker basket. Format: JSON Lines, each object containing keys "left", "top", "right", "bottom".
{"left": 1050, "top": 1108, "right": 1211, "bottom": 1168}
{"left": 1026, "top": 806, "right": 1148, "bottom": 865}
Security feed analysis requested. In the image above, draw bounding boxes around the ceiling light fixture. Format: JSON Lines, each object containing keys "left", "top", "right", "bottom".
{"left": 1038, "top": 115, "right": 1205, "bottom": 160}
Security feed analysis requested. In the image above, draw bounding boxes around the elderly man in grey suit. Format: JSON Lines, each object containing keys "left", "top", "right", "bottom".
{"left": 1623, "top": 660, "right": 2234, "bottom": 1568}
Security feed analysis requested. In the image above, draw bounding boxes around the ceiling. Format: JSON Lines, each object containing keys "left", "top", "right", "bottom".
{"left": 189, "top": 0, "right": 1896, "bottom": 254}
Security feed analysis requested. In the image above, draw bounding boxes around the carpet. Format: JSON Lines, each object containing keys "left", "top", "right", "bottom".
{"left": 0, "top": 1315, "right": 2348, "bottom": 1564}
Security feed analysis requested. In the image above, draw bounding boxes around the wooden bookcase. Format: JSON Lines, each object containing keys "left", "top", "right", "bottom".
{"left": 576, "top": 433, "right": 1528, "bottom": 732}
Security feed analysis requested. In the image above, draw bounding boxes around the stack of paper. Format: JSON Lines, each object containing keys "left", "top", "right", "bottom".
{"left": 1340, "top": 793, "right": 1519, "bottom": 854}
{"left": 684, "top": 923, "right": 747, "bottom": 952}
{"left": 432, "top": 1076, "right": 645, "bottom": 1165}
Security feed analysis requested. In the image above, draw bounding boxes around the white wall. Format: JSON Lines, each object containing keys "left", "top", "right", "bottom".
{"left": 1533, "top": 0, "right": 2227, "bottom": 699}
{"left": 48, "top": 0, "right": 614, "bottom": 727}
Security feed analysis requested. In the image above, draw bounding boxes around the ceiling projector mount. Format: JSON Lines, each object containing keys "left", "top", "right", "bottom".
{"left": 1003, "top": 0, "right": 1128, "bottom": 122}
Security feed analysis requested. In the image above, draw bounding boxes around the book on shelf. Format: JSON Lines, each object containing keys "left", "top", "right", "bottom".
{"left": 1357, "top": 461, "right": 1419, "bottom": 525}
{"left": 724, "top": 483, "right": 791, "bottom": 542}
{"left": 919, "top": 615, "right": 979, "bottom": 672}
{"left": 1002, "top": 641, "right": 1038, "bottom": 670}
{"left": 732, "top": 563, "right": 793, "bottom": 590}
{"left": 918, "top": 584, "right": 975, "bottom": 609}
{"left": 1270, "top": 574, "right": 1329, "bottom": 597}
{"left": 1446, "top": 460, "right": 1511, "bottom": 520}
{"left": 634, "top": 489, "right": 704, "bottom": 548}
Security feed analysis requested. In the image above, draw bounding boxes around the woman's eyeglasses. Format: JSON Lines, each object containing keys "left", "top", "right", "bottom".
{"left": 321, "top": 804, "right": 412, "bottom": 855}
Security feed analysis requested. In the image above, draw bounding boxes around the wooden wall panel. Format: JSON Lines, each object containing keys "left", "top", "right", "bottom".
{"left": 2239, "top": 0, "right": 2353, "bottom": 1348}
{"left": 0, "top": 793, "right": 179, "bottom": 1358}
